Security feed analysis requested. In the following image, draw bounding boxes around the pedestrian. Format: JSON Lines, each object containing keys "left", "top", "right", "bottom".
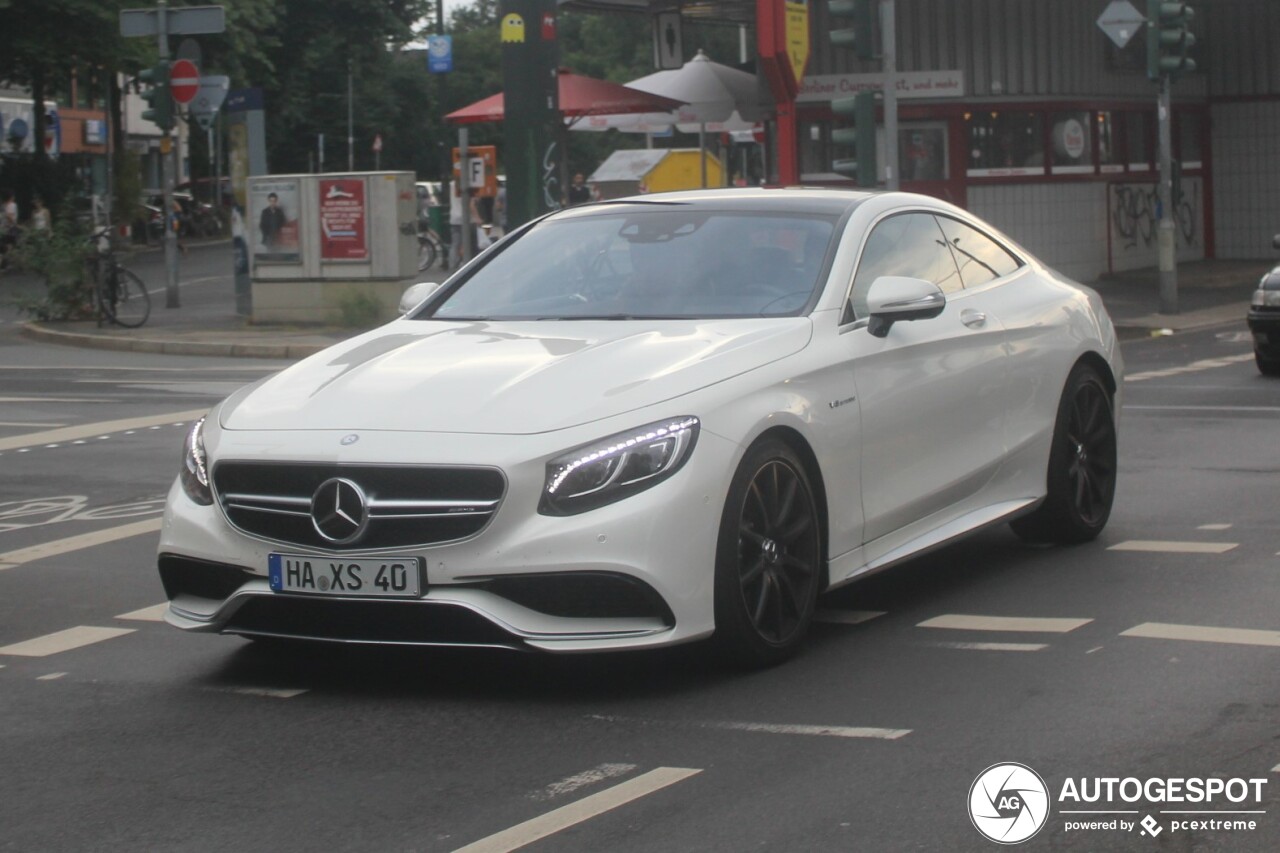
{"left": 30, "top": 195, "right": 50, "bottom": 233}
{"left": 566, "top": 172, "right": 591, "bottom": 206}
{"left": 0, "top": 189, "right": 19, "bottom": 270}
{"left": 448, "top": 182, "right": 481, "bottom": 268}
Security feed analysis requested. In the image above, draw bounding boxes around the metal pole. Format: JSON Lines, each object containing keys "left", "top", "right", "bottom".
{"left": 881, "top": 0, "right": 899, "bottom": 191}
{"left": 347, "top": 59, "right": 354, "bottom": 172}
{"left": 1157, "top": 76, "right": 1178, "bottom": 314}
{"left": 158, "top": 0, "right": 180, "bottom": 308}
{"left": 104, "top": 68, "right": 114, "bottom": 230}
{"left": 459, "top": 127, "right": 472, "bottom": 262}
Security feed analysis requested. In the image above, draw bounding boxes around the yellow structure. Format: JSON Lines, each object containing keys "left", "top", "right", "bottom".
{"left": 589, "top": 148, "right": 725, "bottom": 199}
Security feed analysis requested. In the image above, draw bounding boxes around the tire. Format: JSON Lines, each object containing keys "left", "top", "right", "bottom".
{"left": 102, "top": 266, "right": 152, "bottom": 328}
{"left": 713, "top": 439, "right": 823, "bottom": 667}
{"left": 1011, "top": 363, "right": 1117, "bottom": 544}
{"left": 417, "top": 236, "right": 438, "bottom": 272}
{"left": 1256, "top": 348, "right": 1280, "bottom": 377}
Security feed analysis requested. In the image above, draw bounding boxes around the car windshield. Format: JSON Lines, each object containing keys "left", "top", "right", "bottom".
{"left": 427, "top": 207, "right": 838, "bottom": 320}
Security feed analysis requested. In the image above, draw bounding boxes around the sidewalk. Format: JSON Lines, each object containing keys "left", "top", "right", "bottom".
{"left": 12, "top": 252, "right": 1268, "bottom": 358}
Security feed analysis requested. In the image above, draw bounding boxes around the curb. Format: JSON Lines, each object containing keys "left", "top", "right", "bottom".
{"left": 20, "top": 322, "right": 331, "bottom": 360}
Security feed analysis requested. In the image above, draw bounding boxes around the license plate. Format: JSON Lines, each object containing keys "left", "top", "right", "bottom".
{"left": 268, "top": 553, "right": 423, "bottom": 598}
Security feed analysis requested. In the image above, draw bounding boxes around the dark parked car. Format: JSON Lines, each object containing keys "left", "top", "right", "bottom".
{"left": 1247, "top": 234, "right": 1280, "bottom": 376}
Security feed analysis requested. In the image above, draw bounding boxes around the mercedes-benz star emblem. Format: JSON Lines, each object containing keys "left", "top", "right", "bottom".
{"left": 340, "top": 434, "right": 360, "bottom": 446}
{"left": 311, "top": 477, "right": 370, "bottom": 543}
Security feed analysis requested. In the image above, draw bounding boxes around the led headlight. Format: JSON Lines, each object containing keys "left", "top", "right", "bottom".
{"left": 180, "top": 417, "right": 213, "bottom": 506}
{"left": 540, "top": 417, "right": 700, "bottom": 516}
{"left": 1253, "top": 288, "right": 1280, "bottom": 308}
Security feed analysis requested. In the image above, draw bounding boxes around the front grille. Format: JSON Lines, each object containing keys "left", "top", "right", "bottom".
{"left": 159, "top": 554, "right": 254, "bottom": 601}
{"left": 225, "top": 597, "right": 521, "bottom": 647}
{"left": 212, "top": 462, "right": 505, "bottom": 550}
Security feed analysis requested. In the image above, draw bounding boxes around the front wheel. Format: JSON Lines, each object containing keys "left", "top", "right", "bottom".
{"left": 713, "top": 439, "right": 823, "bottom": 667}
{"left": 1011, "top": 363, "right": 1117, "bottom": 544}
{"left": 102, "top": 266, "right": 152, "bottom": 328}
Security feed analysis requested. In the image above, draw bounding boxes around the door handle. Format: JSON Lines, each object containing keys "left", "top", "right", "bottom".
{"left": 961, "top": 309, "right": 988, "bottom": 329}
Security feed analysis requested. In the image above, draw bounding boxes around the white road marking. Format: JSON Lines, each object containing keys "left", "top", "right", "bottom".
{"left": 452, "top": 767, "right": 702, "bottom": 853}
{"left": 1108, "top": 540, "right": 1238, "bottom": 554}
{"left": 0, "top": 626, "right": 136, "bottom": 657}
{"left": 1120, "top": 622, "right": 1280, "bottom": 648}
{"left": 1125, "top": 405, "right": 1280, "bottom": 413}
{"left": 1197, "top": 523, "right": 1233, "bottom": 531}
{"left": 37, "top": 673, "right": 67, "bottom": 681}
{"left": 588, "top": 714, "right": 910, "bottom": 740}
{"left": 535, "top": 763, "right": 638, "bottom": 801}
{"left": 0, "top": 421, "right": 66, "bottom": 428}
{"left": 0, "top": 397, "right": 114, "bottom": 404}
{"left": 1273, "top": 764, "right": 1280, "bottom": 774}
{"left": 815, "top": 609, "right": 886, "bottom": 625}
{"left": 1125, "top": 353, "right": 1256, "bottom": 382}
{"left": 917, "top": 614, "right": 1092, "bottom": 633}
{"left": 928, "top": 641, "right": 1047, "bottom": 652}
{"left": 0, "top": 409, "right": 206, "bottom": 452}
{"left": 116, "top": 604, "right": 169, "bottom": 622}
{"left": 205, "top": 686, "right": 310, "bottom": 699}
{"left": 1086, "top": 646, "right": 1105, "bottom": 654}
{"left": 0, "top": 518, "right": 162, "bottom": 570}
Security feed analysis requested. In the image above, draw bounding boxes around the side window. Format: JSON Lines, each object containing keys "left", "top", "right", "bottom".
{"left": 847, "top": 213, "right": 961, "bottom": 320}
{"left": 934, "top": 216, "right": 1022, "bottom": 289}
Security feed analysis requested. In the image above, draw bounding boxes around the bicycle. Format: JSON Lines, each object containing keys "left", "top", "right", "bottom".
{"left": 417, "top": 221, "right": 445, "bottom": 272}
{"left": 88, "top": 228, "right": 151, "bottom": 328}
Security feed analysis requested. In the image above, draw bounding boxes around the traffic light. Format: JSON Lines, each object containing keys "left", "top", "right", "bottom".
{"left": 1147, "top": 1, "right": 1196, "bottom": 80}
{"left": 830, "top": 0, "right": 875, "bottom": 61}
{"left": 831, "top": 91, "right": 877, "bottom": 187}
{"left": 139, "top": 61, "right": 174, "bottom": 131}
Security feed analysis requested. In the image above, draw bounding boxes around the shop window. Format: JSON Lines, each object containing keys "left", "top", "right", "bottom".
{"left": 966, "top": 111, "right": 1043, "bottom": 177}
{"left": 1177, "top": 112, "right": 1203, "bottom": 169}
{"left": 1050, "top": 111, "right": 1093, "bottom": 174}
{"left": 1125, "top": 112, "right": 1151, "bottom": 171}
{"left": 1097, "top": 112, "right": 1124, "bottom": 174}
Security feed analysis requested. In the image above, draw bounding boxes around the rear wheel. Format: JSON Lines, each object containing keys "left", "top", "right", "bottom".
{"left": 102, "top": 266, "right": 151, "bottom": 328}
{"left": 417, "top": 235, "right": 438, "bottom": 272}
{"left": 1011, "top": 363, "right": 1117, "bottom": 544}
{"left": 713, "top": 439, "right": 822, "bottom": 667}
{"left": 1256, "top": 347, "right": 1280, "bottom": 377}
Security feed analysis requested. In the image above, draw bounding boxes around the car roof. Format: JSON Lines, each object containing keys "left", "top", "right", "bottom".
{"left": 555, "top": 186, "right": 875, "bottom": 218}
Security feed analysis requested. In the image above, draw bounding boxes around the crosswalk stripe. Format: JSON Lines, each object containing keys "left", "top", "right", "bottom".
{"left": 918, "top": 614, "right": 1092, "bottom": 633}
{"left": 1108, "top": 540, "right": 1238, "bottom": 554}
{"left": 0, "top": 518, "right": 162, "bottom": 569}
{"left": 452, "top": 767, "right": 702, "bottom": 853}
{"left": 0, "top": 626, "right": 136, "bottom": 657}
{"left": 116, "top": 604, "right": 169, "bottom": 622}
{"left": 1120, "top": 622, "right": 1280, "bottom": 648}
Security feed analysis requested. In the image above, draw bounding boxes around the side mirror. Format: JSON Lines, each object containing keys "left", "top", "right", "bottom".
{"left": 398, "top": 281, "right": 441, "bottom": 315}
{"left": 864, "top": 276, "right": 946, "bottom": 338}
{"left": 1272, "top": 234, "right": 1280, "bottom": 251}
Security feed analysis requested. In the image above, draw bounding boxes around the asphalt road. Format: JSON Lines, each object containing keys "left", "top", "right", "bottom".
{"left": 0, "top": 308, "right": 1276, "bottom": 852}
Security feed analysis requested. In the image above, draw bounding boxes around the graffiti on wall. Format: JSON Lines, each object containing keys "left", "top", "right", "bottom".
{"left": 1109, "top": 177, "right": 1203, "bottom": 270}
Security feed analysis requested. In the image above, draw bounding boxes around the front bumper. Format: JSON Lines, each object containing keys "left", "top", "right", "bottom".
{"left": 158, "top": 426, "right": 739, "bottom": 652}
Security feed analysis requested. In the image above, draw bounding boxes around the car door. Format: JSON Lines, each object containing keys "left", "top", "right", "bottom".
{"left": 843, "top": 211, "right": 1011, "bottom": 544}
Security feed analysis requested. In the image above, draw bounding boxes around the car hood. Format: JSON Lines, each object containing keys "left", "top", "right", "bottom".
{"left": 220, "top": 318, "right": 811, "bottom": 435}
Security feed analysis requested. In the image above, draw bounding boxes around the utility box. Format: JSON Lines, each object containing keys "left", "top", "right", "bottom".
{"left": 589, "top": 149, "right": 724, "bottom": 199}
{"left": 248, "top": 171, "right": 419, "bottom": 324}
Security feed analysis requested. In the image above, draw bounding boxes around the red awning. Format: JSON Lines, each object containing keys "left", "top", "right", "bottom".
{"left": 445, "top": 70, "right": 686, "bottom": 125}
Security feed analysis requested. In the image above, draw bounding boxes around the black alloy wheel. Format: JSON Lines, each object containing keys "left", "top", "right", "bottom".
{"left": 1011, "top": 364, "right": 1117, "bottom": 544}
{"left": 714, "top": 439, "right": 822, "bottom": 666}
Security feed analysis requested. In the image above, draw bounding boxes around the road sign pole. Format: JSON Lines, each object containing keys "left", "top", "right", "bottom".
{"left": 1157, "top": 76, "right": 1178, "bottom": 314}
{"left": 881, "top": 0, "right": 899, "bottom": 190}
{"left": 157, "top": 1, "right": 180, "bottom": 309}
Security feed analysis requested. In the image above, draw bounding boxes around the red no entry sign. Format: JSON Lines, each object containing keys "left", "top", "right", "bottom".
{"left": 170, "top": 59, "right": 200, "bottom": 104}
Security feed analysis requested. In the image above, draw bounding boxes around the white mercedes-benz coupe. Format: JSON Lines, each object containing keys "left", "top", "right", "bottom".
{"left": 160, "top": 188, "right": 1122, "bottom": 666}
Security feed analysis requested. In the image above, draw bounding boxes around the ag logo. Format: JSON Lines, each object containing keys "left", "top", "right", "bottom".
{"left": 968, "top": 762, "right": 1050, "bottom": 844}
